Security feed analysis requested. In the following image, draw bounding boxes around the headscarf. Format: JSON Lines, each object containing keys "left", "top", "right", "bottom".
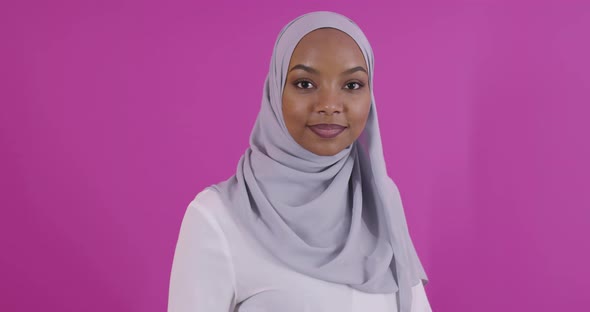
{"left": 212, "top": 11, "right": 428, "bottom": 312}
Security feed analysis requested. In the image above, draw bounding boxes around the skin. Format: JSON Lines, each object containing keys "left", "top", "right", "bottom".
{"left": 282, "top": 28, "right": 372, "bottom": 156}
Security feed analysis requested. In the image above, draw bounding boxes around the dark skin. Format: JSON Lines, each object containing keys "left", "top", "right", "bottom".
{"left": 282, "top": 28, "right": 372, "bottom": 156}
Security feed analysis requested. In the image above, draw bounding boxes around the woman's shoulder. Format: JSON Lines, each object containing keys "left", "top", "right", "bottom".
{"left": 189, "top": 186, "right": 225, "bottom": 211}
{"left": 182, "top": 186, "right": 236, "bottom": 234}
{"left": 170, "top": 186, "right": 239, "bottom": 311}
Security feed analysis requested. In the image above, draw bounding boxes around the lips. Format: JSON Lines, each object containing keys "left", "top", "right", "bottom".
{"left": 308, "top": 124, "right": 347, "bottom": 139}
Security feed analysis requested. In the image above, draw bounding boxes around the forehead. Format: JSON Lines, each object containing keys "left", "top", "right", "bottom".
{"left": 289, "top": 28, "right": 367, "bottom": 67}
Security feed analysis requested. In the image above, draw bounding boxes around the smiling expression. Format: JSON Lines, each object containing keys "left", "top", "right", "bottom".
{"left": 282, "top": 28, "right": 372, "bottom": 156}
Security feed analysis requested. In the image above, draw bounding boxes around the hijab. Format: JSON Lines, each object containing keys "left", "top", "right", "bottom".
{"left": 212, "top": 11, "right": 428, "bottom": 312}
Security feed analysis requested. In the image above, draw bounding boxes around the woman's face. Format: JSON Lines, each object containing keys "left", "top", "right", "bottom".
{"left": 282, "top": 28, "right": 371, "bottom": 156}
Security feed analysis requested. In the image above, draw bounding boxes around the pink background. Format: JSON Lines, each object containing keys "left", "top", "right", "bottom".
{"left": 2, "top": 0, "right": 589, "bottom": 311}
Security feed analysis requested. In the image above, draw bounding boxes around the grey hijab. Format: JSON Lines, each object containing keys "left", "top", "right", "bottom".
{"left": 212, "top": 11, "right": 428, "bottom": 312}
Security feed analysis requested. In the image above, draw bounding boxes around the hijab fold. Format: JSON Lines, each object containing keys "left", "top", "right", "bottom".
{"left": 212, "top": 11, "right": 428, "bottom": 312}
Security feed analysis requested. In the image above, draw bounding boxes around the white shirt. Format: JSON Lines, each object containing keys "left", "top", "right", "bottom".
{"left": 168, "top": 188, "right": 432, "bottom": 312}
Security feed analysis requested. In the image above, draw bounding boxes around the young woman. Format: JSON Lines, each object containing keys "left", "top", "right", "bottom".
{"left": 169, "top": 11, "right": 431, "bottom": 312}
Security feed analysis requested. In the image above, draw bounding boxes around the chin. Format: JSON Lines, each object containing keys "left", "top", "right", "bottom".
{"left": 309, "top": 145, "right": 347, "bottom": 157}
{"left": 314, "top": 151, "right": 339, "bottom": 157}
{"left": 297, "top": 135, "right": 352, "bottom": 157}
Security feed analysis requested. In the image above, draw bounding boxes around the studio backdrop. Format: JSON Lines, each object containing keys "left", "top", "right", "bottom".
{"left": 1, "top": 0, "right": 589, "bottom": 311}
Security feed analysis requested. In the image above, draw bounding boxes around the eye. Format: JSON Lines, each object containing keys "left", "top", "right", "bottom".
{"left": 295, "top": 80, "right": 315, "bottom": 89}
{"left": 344, "top": 82, "right": 363, "bottom": 90}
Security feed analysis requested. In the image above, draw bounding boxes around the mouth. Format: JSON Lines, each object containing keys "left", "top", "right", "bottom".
{"left": 308, "top": 124, "right": 347, "bottom": 139}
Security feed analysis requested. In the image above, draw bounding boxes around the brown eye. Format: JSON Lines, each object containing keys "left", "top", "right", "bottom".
{"left": 295, "top": 80, "right": 314, "bottom": 89}
{"left": 345, "top": 82, "right": 363, "bottom": 90}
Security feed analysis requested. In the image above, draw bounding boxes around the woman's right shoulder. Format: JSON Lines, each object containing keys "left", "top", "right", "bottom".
{"left": 183, "top": 185, "right": 232, "bottom": 226}
{"left": 170, "top": 186, "right": 239, "bottom": 311}
{"left": 189, "top": 187, "right": 224, "bottom": 210}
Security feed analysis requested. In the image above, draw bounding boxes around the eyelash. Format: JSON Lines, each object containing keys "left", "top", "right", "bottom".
{"left": 293, "top": 80, "right": 365, "bottom": 90}
{"left": 295, "top": 80, "right": 315, "bottom": 89}
{"left": 345, "top": 82, "right": 364, "bottom": 90}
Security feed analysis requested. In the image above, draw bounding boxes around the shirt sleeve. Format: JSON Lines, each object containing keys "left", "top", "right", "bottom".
{"left": 411, "top": 281, "right": 432, "bottom": 312}
{"left": 168, "top": 197, "right": 237, "bottom": 312}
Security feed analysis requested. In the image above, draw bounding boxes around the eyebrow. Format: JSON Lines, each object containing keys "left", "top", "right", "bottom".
{"left": 289, "top": 64, "right": 319, "bottom": 75}
{"left": 289, "top": 64, "right": 368, "bottom": 75}
{"left": 342, "top": 66, "right": 368, "bottom": 75}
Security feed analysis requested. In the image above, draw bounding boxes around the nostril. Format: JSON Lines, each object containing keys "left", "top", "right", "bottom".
{"left": 317, "top": 102, "right": 343, "bottom": 115}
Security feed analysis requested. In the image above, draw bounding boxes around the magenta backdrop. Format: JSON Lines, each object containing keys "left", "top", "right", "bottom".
{"left": 1, "top": 0, "right": 589, "bottom": 311}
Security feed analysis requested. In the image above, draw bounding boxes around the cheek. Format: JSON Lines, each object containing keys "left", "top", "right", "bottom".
{"left": 283, "top": 91, "right": 312, "bottom": 116}
{"left": 282, "top": 92, "right": 312, "bottom": 133}
{"left": 348, "top": 96, "right": 371, "bottom": 130}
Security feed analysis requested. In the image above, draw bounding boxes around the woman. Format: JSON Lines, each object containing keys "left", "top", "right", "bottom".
{"left": 169, "top": 11, "right": 431, "bottom": 312}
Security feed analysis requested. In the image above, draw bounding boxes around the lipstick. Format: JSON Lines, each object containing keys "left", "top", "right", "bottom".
{"left": 308, "top": 124, "right": 346, "bottom": 139}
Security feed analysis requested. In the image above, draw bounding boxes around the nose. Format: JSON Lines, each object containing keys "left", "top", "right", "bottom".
{"left": 316, "top": 88, "right": 343, "bottom": 115}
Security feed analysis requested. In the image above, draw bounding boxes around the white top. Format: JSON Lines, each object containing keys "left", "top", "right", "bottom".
{"left": 168, "top": 188, "right": 432, "bottom": 312}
